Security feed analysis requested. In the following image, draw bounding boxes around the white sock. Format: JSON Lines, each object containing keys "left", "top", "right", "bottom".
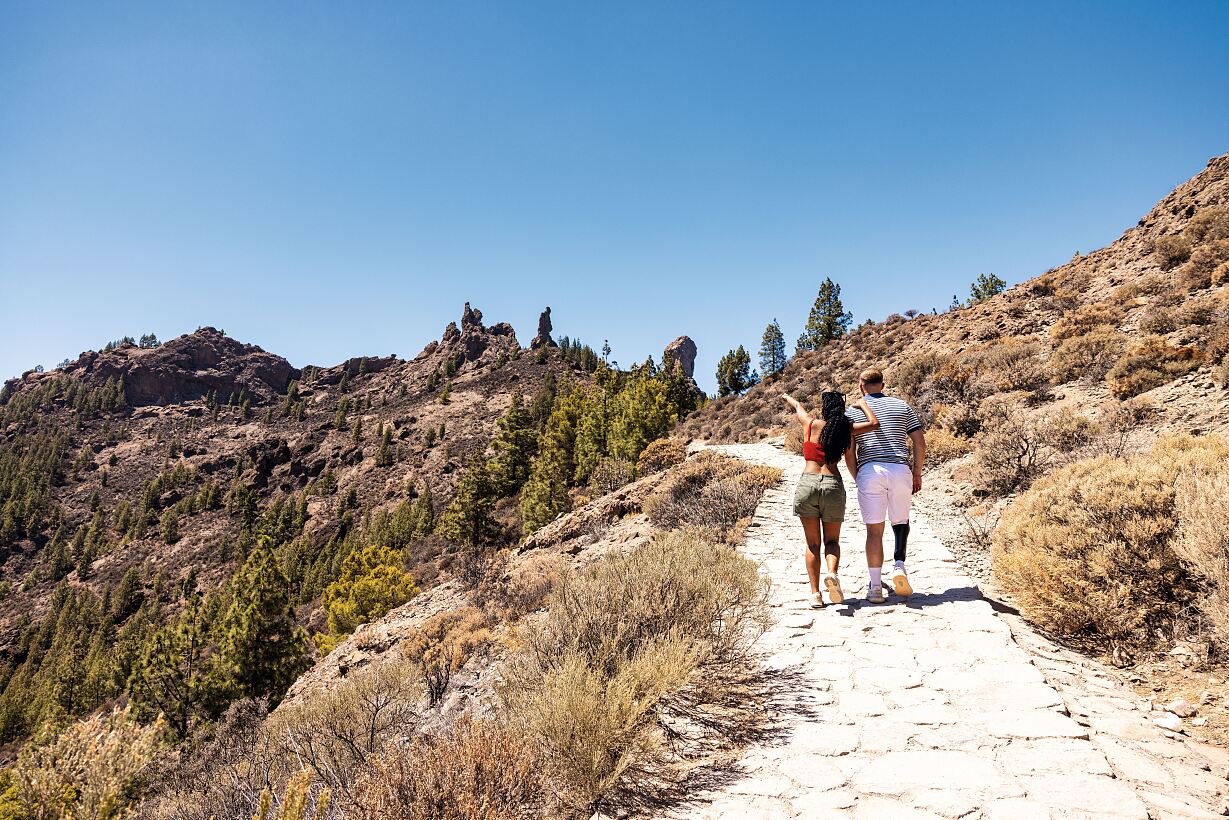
{"left": 869, "top": 568, "right": 881, "bottom": 589}
{"left": 895, "top": 560, "right": 906, "bottom": 571}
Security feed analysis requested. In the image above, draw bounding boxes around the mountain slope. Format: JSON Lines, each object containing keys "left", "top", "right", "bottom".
{"left": 680, "top": 151, "right": 1229, "bottom": 444}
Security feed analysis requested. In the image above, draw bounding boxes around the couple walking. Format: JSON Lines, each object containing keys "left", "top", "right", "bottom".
{"left": 782, "top": 367, "right": 926, "bottom": 607}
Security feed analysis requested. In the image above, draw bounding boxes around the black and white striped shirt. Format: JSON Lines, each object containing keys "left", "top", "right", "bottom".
{"left": 846, "top": 393, "right": 923, "bottom": 469}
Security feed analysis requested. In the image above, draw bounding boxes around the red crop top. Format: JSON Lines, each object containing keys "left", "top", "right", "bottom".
{"left": 802, "top": 419, "right": 826, "bottom": 463}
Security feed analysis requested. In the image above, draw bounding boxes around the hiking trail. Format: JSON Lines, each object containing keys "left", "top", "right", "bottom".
{"left": 663, "top": 440, "right": 1227, "bottom": 819}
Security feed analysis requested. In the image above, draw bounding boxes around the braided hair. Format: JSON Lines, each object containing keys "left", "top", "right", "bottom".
{"left": 818, "top": 391, "right": 852, "bottom": 461}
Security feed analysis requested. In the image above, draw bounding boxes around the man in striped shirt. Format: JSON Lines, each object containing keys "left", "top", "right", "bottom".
{"left": 845, "top": 367, "right": 926, "bottom": 603}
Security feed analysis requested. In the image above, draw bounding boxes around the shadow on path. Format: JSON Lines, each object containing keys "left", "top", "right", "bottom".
{"left": 623, "top": 664, "right": 823, "bottom": 817}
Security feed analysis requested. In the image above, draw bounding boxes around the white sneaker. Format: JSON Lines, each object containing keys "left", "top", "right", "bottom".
{"left": 890, "top": 566, "right": 913, "bottom": 597}
{"left": 866, "top": 584, "right": 886, "bottom": 604}
{"left": 811, "top": 592, "right": 825, "bottom": 609}
{"left": 824, "top": 573, "right": 844, "bottom": 604}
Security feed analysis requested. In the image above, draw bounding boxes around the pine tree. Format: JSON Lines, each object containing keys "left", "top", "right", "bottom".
{"left": 436, "top": 456, "right": 497, "bottom": 547}
{"left": 715, "top": 346, "right": 759, "bottom": 397}
{"left": 520, "top": 387, "right": 585, "bottom": 535}
{"left": 969, "top": 272, "right": 1007, "bottom": 303}
{"left": 213, "top": 539, "right": 310, "bottom": 705}
{"left": 488, "top": 393, "right": 537, "bottom": 495}
{"left": 796, "top": 277, "right": 852, "bottom": 353}
{"left": 128, "top": 594, "right": 213, "bottom": 737}
{"left": 375, "top": 426, "right": 394, "bottom": 467}
{"left": 759, "top": 319, "right": 787, "bottom": 378}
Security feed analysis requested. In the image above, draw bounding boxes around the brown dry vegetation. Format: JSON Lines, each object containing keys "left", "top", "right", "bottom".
{"left": 499, "top": 527, "right": 771, "bottom": 815}
{"left": 643, "top": 452, "right": 782, "bottom": 540}
{"left": 135, "top": 447, "right": 780, "bottom": 819}
{"left": 351, "top": 719, "right": 548, "bottom": 820}
{"left": 992, "top": 435, "right": 1229, "bottom": 654}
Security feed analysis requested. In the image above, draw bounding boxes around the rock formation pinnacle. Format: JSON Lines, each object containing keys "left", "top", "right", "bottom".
{"left": 531, "top": 307, "right": 556, "bottom": 349}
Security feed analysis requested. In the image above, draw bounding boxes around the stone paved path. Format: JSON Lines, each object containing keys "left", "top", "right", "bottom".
{"left": 663, "top": 442, "right": 1227, "bottom": 819}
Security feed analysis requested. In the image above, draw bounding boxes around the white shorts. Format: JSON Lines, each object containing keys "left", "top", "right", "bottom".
{"left": 855, "top": 462, "right": 912, "bottom": 525}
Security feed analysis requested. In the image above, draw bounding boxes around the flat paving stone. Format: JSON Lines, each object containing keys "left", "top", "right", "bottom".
{"left": 653, "top": 442, "right": 1227, "bottom": 820}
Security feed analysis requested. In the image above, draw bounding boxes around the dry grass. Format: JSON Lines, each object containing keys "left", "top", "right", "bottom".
{"left": 635, "top": 437, "right": 687, "bottom": 475}
{"left": 499, "top": 527, "right": 770, "bottom": 814}
{"left": 1105, "top": 335, "right": 1202, "bottom": 398}
{"left": 350, "top": 719, "right": 548, "bottom": 820}
{"left": 643, "top": 452, "right": 781, "bottom": 540}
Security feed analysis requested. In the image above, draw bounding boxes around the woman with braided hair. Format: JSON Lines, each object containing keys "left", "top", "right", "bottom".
{"left": 782, "top": 391, "right": 879, "bottom": 608}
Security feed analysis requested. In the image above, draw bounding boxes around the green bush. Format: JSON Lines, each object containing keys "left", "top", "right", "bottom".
{"left": 321, "top": 544, "right": 417, "bottom": 636}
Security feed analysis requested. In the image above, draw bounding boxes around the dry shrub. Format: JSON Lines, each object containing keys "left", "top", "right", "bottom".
{"left": 474, "top": 552, "right": 561, "bottom": 622}
{"left": 1153, "top": 233, "right": 1193, "bottom": 270}
{"left": 1180, "top": 239, "right": 1229, "bottom": 290}
{"left": 1177, "top": 297, "right": 1218, "bottom": 327}
{"left": 635, "top": 437, "right": 686, "bottom": 475}
{"left": 1050, "top": 328, "right": 1128, "bottom": 383}
{"left": 402, "top": 607, "right": 494, "bottom": 706}
{"left": 588, "top": 457, "right": 636, "bottom": 497}
{"left": 500, "top": 528, "right": 770, "bottom": 813}
{"left": 1139, "top": 306, "right": 1177, "bottom": 334}
{"left": 1105, "top": 335, "right": 1202, "bottom": 398}
{"left": 1204, "top": 317, "right": 1229, "bottom": 364}
{"left": 993, "top": 434, "right": 1229, "bottom": 649}
{"left": 643, "top": 452, "right": 781, "bottom": 540}
{"left": 925, "top": 427, "right": 974, "bottom": 464}
{"left": 1049, "top": 302, "right": 1119, "bottom": 341}
{"left": 992, "top": 454, "right": 1189, "bottom": 645}
{"left": 261, "top": 660, "right": 422, "bottom": 807}
{"left": 3, "top": 706, "right": 163, "bottom": 820}
{"left": 350, "top": 718, "right": 548, "bottom": 820}
{"left": 967, "top": 341, "right": 1053, "bottom": 397}
{"left": 140, "top": 699, "right": 273, "bottom": 820}
{"left": 1173, "top": 448, "right": 1229, "bottom": 650}
{"left": 1186, "top": 206, "right": 1229, "bottom": 243}
{"left": 971, "top": 400, "right": 1099, "bottom": 496}
{"left": 1214, "top": 261, "right": 1229, "bottom": 288}
{"left": 783, "top": 423, "right": 803, "bottom": 455}
{"left": 930, "top": 401, "right": 982, "bottom": 438}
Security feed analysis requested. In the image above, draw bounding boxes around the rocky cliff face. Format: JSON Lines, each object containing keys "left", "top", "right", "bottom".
{"left": 6, "top": 327, "right": 298, "bottom": 407}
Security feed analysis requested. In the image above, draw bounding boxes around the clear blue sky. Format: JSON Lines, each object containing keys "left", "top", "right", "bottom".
{"left": 2, "top": 1, "right": 1227, "bottom": 393}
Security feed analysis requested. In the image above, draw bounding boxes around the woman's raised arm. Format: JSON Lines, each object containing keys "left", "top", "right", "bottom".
{"left": 781, "top": 393, "right": 812, "bottom": 426}
{"left": 850, "top": 397, "right": 880, "bottom": 434}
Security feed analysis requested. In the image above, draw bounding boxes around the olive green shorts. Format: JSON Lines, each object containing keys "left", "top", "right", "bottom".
{"left": 792, "top": 473, "right": 846, "bottom": 521}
